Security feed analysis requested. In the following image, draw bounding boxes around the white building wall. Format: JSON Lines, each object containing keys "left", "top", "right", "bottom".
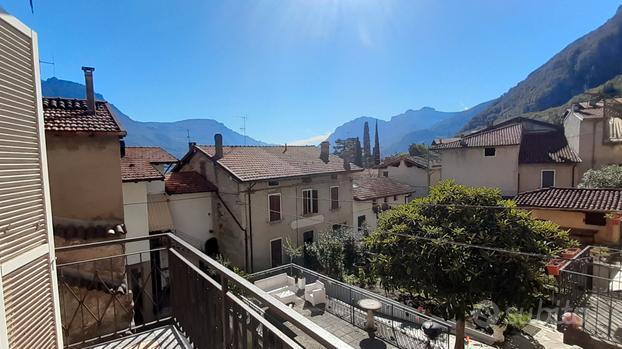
{"left": 168, "top": 193, "right": 215, "bottom": 251}
{"left": 122, "top": 182, "right": 150, "bottom": 265}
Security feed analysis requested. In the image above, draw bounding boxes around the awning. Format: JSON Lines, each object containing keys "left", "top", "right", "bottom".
{"left": 147, "top": 194, "right": 174, "bottom": 232}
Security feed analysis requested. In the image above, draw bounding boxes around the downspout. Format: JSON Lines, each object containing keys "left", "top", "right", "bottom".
{"left": 246, "top": 182, "right": 257, "bottom": 272}
{"left": 215, "top": 191, "right": 247, "bottom": 271}
{"left": 571, "top": 164, "right": 576, "bottom": 187}
{"left": 591, "top": 121, "right": 597, "bottom": 169}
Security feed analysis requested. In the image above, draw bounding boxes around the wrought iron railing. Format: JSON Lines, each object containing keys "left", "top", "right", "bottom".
{"left": 56, "top": 234, "right": 352, "bottom": 349}
{"left": 558, "top": 245, "right": 622, "bottom": 346}
{"left": 249, "top": 264, "right": 458, "bottom": 349}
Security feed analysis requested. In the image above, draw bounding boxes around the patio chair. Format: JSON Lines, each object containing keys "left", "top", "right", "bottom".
{"left": 304, "top": 280, "right": 326, "bottom": 306}
{"left": 254, "top": 273, "right": 297, "bottom": 304}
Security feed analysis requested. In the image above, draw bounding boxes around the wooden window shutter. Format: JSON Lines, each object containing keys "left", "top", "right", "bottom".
{"left": 0, "top": 11, "right": 61, "bottom": 348}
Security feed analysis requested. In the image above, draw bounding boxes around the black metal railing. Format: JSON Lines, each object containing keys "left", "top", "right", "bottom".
{"left": 56, "top": 234, "right": 352, "bottom": 349}
{"left": 558, "top": 246, "right": 622, "bottom": 346}
{"left": 249, "top": 264, "right": 461, "bottom": 349}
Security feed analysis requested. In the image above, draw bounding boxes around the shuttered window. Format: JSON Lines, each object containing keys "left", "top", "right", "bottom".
{"left": 302, "top": 189, "right": 318, "bottom": 215}
{"left": 330, "top": 186, "right": 339, "bottom": 210}
{"left": 4, "top": 256, "right": 57, "bottom": 349}
{"left": 0, "top": 13, "right": 60, "bottom": 349}
{"left": 268, "top": 194, "right": 281, "bottom": 222}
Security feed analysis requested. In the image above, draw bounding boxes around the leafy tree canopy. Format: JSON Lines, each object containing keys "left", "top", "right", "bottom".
{"left": 579, "top": 164, "right": 622, "bottom": 188}
{"left": 364, "top": 181, "right": 575, "bottom": 348}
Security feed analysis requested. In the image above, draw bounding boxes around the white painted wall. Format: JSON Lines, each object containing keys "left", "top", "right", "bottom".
{"left": 122, "top": 181, "right": 150, "bottom": 265}
{"left": 379, "top": 162, "right": 429, "bottom": 197}
{"left": 353, "top": 193, "right": 410, "bottom": 232}
{"left": 168, "top": 192, "right": 215, "bottom": 251}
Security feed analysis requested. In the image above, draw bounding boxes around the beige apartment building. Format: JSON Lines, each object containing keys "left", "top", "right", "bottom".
{"left": 0, "top": 9, "right": 63, "bottom": 347}
{"left": 432, "top": 118, "right": 581, "bottom": 197}
{"left": 175, "top": 138, "right": 361, "bottom": 271}
{"left": 563, "top": 99, "right": 622, "bottom": 182}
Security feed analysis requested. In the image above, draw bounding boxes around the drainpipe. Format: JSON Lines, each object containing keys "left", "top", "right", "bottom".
{"left": 246, "top": 182, "right": 257, "bottom": 272}
{"left": 572, "top": 164, "right": 576, "bottom": 187}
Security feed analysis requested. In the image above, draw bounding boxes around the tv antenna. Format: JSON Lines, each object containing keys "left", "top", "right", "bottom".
{"left": 236, "top": 115, "right": 248, "bottom": 145}
{"left": 186, "top": 129, "right": 191, "bottom": 143}
{"left": 40, "top": 56, "right": 55, "bottom": 77}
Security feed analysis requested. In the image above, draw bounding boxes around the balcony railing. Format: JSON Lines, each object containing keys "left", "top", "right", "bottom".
{"left": 55, "top": 234, "right": 352, "bottom": 349}
{"left": 249, "top": 264, "right": 454, "bottom": 349}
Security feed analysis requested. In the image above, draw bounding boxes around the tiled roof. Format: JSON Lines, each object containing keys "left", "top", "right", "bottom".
{"left": 352, "top": 173, "right": 415, "bottom": 201}
{"left": 165, "top": 171, "right": 218, "bottom": 195}
{"left": 121, "top": 156, "right": 163, "bottom": 182}
{"left": 431, "top": 124, "right": 522, "bottom": 150}
{"left": 519, "top": 132, "right": 581, "bottom": 164}
{"left": 195, "top": 145, "right": 361, "bottom": 182}
{"left": 121, "top": 147, "right": 177, "bottom": 182}
{"left": 43, "top": 97, "right": 125, "bottom": 135}
{"left": 515, "top": 187, "right": 622, "bottom": 212}
{"left": 378, "top": 155, "right": 428, "bottom": 169}
{"left": 125, "top": 147, "right": 177, "bottom": 163}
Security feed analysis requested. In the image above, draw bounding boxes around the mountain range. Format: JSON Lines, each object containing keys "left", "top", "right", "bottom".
{"left": 464, "top": 5, "right": 622, "bottom": 130}
{"left": 41, "top": 78, "right": 265, "bottom": 157}
{"left": 326, "top": 101, "right": 493, "bottom": 156}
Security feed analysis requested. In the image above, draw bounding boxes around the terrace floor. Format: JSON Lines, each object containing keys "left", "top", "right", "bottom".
{"left": 86, "top": 326, "right": 192, "bottom": 349}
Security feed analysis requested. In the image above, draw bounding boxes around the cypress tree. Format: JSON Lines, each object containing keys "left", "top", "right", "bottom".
{"left": 373, "top": 120, "right": 380, "bottom": 165}
{"left": 354, "top": 137, "right": 363, "bottom": 167}
{"left": 363, "top": 121, "right": 371, "bottom": 167}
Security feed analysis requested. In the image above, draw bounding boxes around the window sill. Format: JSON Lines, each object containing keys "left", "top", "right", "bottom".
{"left": 268, "top": 219, "right": 282, "bottom": 224}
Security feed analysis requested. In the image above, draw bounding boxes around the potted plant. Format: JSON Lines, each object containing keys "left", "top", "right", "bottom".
{"left": 545, "top": 259, "right": 566, "bottom": 276}
{"left": 590, "top": 246, "right": 610, "bottom": 263}
{"left": 562, "top": 247, "right": 582, "bottom": 260}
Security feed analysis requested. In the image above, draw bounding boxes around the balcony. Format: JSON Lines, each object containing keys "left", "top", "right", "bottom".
{"left": 55, "top": 233, "right": 351, "bottom": 349}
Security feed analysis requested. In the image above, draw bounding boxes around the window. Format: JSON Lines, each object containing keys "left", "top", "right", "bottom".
{"left": 332, "top": 224, "right": 342, "bottom": 231}
{"left": 383, "top": 197, "right": 388, "bottom": 203}
{"left": 330, "top": 186, "right": 339, "bottom": 210}
{"left": 394, "top": 195, "right": 398, "bottom": 201}
{"left": 268, "top": 180, "right": 279, "bottom": 186}
{"left": 484, "top": 147, "right": 496, "bottom": 157}
{"left": 268, "top": 193, "right": 281, "bottom": 222}
{"left": 585, "top": 212, "right": 607, "bottom": 226}
{"left": 541, "top": 170, "right": 555, "bottom": 188}
{"left": 270, "top": 239, "right": 282, "bottom": 268}
{"left": 357, "top": 215, "right": 366, "bottom": 230}
{"left": 383, "top": 171, "right": 389, "bottom": 177}
{"left": 302, "top": 189, "right": 319, "bottom": 214}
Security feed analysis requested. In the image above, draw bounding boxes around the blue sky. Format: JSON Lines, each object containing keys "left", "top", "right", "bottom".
{"left": 3, "top": 0, "right": 621, "bottom": 144}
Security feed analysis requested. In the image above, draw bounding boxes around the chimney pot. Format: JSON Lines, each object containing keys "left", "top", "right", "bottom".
{"left": 81, "top": 66, "right": 96, "bottom": 114}
{"left": 214, "top": 134, "right": 223, "bottom": 160}
{"left": 188, "top": 141, "right": 196, "bottom": 152}
{"left": 320, "top": 141, "right": 330, "bottom": 163}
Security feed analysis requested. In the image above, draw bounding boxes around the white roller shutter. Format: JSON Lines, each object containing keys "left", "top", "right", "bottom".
{"left": 0, "top": 8, "right": 62, "bottom": 348}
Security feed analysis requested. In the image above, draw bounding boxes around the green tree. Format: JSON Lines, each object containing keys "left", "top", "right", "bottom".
{"left": 579, "top": 164, "right": 622, "bottom": 188}
{"left": 408, "top": 143, "right": 430, "bottom": 157}
{"left": 306, "top": 228, "right": 358, "bottom": 280}
{"left": 364, "top": 181, "right": 575, "bottom": 349}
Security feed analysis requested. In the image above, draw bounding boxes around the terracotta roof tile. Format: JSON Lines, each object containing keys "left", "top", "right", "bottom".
{"left": 165, "top": 171, "right": 217, "bottom": 195}
{"left": 125, "top": 147, "right": 177, "bottom": 163}
{"left": 43, "top": 97, "right": 125, "bottom": 134}
{"left": 431, "top": 124, "right": 522, "bottom": 150}
{"left": 515, "top": 187, "right": 622, "bottom": 212}
{"left": 519, "top": 132, "right": 581, "bottom": 164}
{"left": 195, "top": 145, "right": 361, "bottom": 181}
{"left": 378, "top": 155, "right": 429, "bottom": 169}
{"left": 121, "top": 156, "right": 163, "bottom": 182}
{"left": 352, "top": 173, "right": 415, "bottom": 201}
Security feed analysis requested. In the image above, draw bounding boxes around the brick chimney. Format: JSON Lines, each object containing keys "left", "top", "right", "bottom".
{"left": 214, "top": 134, "right": 223, "bottom": 160}
{"left": 81, "top": 66, "right": 96, "bottom": 114}
{"left": 320, "top": 141, "right": 330, "bottom": 163}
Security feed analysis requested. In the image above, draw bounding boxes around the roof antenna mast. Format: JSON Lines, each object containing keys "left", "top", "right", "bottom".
{"left": 237, "top": 115, "right": 248, "bottom": 145}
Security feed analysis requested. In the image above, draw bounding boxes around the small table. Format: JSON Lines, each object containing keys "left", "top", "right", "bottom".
{"left": 358, "top": 298, "right": 382, "bottom": 332}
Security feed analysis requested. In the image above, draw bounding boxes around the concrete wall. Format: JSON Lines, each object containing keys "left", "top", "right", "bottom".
{"left": 379, "top": 161, "right": 429, "bottom": 197}
{"left": 46, "top": 134, "right": 124, "bottom": 226}
{"left": 528, "top": 209, "right": 620, "bottom": 245}
{"left": 564, "top": 113, "right": 622, "bottom": 182}
{"left": 182, "top": 154, "right": 247, "bottom": 268}
{"left": 518, "top": 164, "right": 576, "bottom": 193}
{"left": 439, "top": 145, "right": 520, "bottom": 197}
{"left": 246, "top": 173, "right": 354, "bottom": 271}
{"left": 168, "top": 192, "right": 215, "bottom": 250}
{"left": 122, "top": 181, "right": 150, "bottom": 265}
{"left": 353, "top": 193, "right": 410, "bottom": 232}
